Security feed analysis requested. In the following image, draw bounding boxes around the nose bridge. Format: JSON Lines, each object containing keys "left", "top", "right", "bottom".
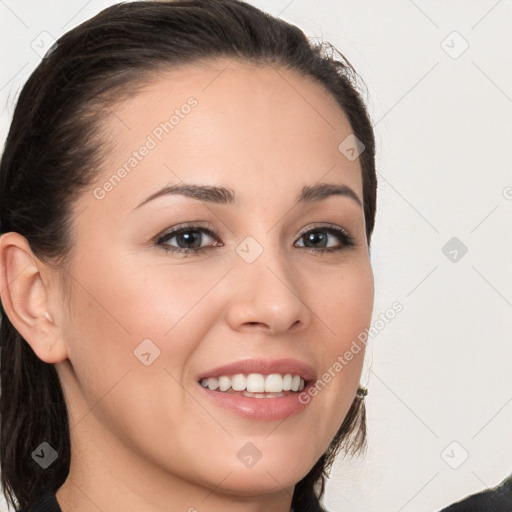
{"left": 237, "top": 232, "right": 296, "bottom": 291}
{"left": 226, "top": 233, "right": 310, "bottom": 334}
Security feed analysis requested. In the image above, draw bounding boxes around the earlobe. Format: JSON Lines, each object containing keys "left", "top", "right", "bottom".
{"left": 0, "top": 232, "right": 68, "bottom": 363}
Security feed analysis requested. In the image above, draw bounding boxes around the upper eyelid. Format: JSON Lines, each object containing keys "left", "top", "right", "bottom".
{"left": 295, "top": 222, "right": 350, "bottom": 237}
{"left": 156, "top": 222, "right": 219, "bottom": 240}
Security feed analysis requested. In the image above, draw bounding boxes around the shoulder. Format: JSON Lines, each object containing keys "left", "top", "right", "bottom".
{"left": 21, "top": 489, "right": 62, "bottom": 512}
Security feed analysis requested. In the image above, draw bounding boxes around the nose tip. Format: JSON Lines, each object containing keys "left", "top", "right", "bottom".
{"left": 225, "top": 262, "right": 311, "bottom": 336}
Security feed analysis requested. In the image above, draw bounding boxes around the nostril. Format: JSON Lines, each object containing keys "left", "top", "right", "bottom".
{"left": 243, "top": 322, "right": 267, "bottom": 329}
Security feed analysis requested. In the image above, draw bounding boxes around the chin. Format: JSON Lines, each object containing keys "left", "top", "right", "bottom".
{"left": 208, "top": 467, "right": 304, "bottom": 497}
{"left": 200, "top": 452, "right": 315, "bottom": 497}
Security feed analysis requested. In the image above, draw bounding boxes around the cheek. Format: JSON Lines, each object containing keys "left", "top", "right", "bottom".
{"left": 61, "top": 252, "right": 232, "bottom": 409}
{"left": 309, "top": 258, "right": 374, "bottom": 362}
{"left": 59, "top": 255, "right": 231, "bottom": 464}
{"left": 66, "top": 251, "right": 229, "bottom": 344}
{"left": 299, "top": 261, "right": 373, "bottom": 448}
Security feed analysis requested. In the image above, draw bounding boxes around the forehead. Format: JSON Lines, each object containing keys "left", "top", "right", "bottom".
{"left": 86, "top": 58, "right": 362, "bottom": 213}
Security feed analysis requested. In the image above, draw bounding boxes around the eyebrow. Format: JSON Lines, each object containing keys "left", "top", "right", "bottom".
{"left": 134, "top": 182, "right": 362, "bottom": 209}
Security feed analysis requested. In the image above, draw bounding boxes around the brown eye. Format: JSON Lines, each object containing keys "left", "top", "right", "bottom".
{"left": 157, "top": 225, "right": 222, "bottom": 254}
{"left": 295, "top": 225, "right": 355, "bottom": 252}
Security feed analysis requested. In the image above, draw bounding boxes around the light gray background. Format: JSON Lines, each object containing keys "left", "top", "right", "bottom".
{"left": 1, "top": 1, "right": 511, "bottom": 511}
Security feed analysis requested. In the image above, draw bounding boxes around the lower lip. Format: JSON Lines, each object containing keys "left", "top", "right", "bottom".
{"left": 199, "top": 384, "right": 311, "bottom": 420}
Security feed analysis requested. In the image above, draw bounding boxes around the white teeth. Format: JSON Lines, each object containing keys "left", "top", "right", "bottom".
{"left": 264, "top": 374, "right": 283, "bottom": 393}
{"left": 207, "top": 377, "right": 218, "bottom": 390}
{"left": 231, "top": 373, "right": 246, "bottom": 391}
{"left": 200, "top": 373, "right": 306, "bottom": 394}
{"left": 218, "top": 376, "right": 231, "bottom": 392}
{"left": 246, "top": 373, "right": 265, "bottom": 393}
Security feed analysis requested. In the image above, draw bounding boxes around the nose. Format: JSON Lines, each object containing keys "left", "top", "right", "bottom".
{"left": 224, "top": 247, "right": 312, "bottom": 336}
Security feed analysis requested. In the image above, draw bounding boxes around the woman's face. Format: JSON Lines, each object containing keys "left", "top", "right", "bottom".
{"left": 54, "top": 59, "right": 374, "bottom": 499}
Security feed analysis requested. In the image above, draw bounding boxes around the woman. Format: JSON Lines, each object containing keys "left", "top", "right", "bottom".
{"left": 0, "top": 1, "right": 377, "bottom": 511}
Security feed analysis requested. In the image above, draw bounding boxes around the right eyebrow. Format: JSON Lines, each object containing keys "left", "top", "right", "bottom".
{"left": 134, "top": 184, "right": 236, "bottom": 210}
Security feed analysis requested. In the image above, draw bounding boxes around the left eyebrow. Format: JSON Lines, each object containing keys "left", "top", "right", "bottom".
{"left": 297, "top": 183, "right": 362, "bottom": 207}
{"left": 133, "top": 181, "right": 362, "bottom": 210}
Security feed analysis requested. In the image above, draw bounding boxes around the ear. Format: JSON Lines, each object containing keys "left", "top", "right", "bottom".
{"left": 0, "top": 232, "right": 68, "bottom": 363}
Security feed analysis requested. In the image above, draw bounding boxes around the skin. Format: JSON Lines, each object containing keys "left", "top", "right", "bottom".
{"left": 0, "top": 58, "right": 374, "bottom": 512}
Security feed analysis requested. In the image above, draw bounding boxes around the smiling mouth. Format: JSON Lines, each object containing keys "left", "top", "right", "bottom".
{"left": 199, "top": 372, "right": 306, "bottom": 398}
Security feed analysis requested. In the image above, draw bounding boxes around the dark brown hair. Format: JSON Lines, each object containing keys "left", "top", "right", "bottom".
{"left": 0, "top": 1, "right": 376, "bottom": 511}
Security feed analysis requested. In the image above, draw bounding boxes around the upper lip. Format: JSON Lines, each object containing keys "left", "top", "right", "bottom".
{"left": 197, "top": 358, "right": 316, "bottom": 383}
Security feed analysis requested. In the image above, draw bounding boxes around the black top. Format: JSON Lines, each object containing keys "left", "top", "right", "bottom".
{"left": 21, "top": 489, "right": 61, "bottom": 512}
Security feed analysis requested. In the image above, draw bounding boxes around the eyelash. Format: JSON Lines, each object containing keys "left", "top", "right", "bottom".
{"left": 155, "top": 222, "right": 355, "bottom": 257}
